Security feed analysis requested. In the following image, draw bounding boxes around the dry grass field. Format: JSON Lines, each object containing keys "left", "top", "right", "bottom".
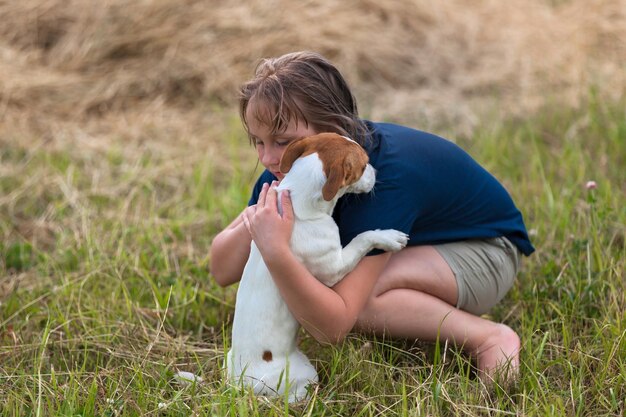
{"left": 1, "top": 0, "right": 625, "bottom": 416}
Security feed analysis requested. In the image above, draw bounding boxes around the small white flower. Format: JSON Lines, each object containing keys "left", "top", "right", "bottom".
{"left": 585, "top": 180, "right": 597, "bottom": 190}
{"left": 158, "top": 402, "right": 168, "bottom": 409}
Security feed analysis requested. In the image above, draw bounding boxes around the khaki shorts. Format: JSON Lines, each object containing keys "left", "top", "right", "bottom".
{"left": 433, "top": 237, "right": 521, "bottom": 316}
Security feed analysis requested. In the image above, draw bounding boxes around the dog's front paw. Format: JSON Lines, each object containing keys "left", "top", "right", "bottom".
{"left": 369, "top": 229, "right": 409, "bottom": 252}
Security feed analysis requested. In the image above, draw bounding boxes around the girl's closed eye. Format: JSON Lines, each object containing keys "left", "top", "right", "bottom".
{"left": 276, "top": 136, "right": 301, "bottom": 147}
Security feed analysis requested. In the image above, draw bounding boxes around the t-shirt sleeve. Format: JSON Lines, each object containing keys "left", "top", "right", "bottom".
{"left": 248, "top": 170, "right": 278, "bottom": 206}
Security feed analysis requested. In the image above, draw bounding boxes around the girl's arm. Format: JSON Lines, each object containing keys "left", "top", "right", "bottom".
{"left": 266, "top": 250, "right": 389, "bottom": 344}
{"left": 209, "top": 207, "right": 255, "bottom": 287}
{"left": 245, "top": 183, "right": 389, "bottom": 344}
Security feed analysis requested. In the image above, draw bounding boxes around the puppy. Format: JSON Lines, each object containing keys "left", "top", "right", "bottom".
{"left": 226, "top": 133, "right": 408, "bottom": 402}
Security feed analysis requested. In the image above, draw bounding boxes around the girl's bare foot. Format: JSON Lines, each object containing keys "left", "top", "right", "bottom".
{"left": 472, "top": 323, "right": 520, "bottom": 384}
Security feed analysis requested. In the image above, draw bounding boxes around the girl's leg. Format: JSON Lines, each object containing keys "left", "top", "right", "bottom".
{"left": 355, "top": 245, "right": 520, "bottom": 381}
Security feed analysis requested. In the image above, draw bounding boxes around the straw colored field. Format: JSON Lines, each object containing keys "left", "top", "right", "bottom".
{"left": 1, "top": 0, "right": 625, "bottom": 130}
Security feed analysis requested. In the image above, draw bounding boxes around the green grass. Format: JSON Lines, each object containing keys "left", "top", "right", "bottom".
{"left": 1, "top": 97, "right": 624, "bottom": 416}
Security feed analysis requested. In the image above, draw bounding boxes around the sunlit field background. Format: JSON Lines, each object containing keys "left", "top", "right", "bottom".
{"left": 1, "top": 1, "right": 625, "bottom": 416}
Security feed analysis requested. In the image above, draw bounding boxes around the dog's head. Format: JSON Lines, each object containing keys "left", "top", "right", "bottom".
{"left": 279, "top": 133, "right": 374, "bottom": 201}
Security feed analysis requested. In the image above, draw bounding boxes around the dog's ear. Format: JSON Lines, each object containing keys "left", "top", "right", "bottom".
{"left": 342, "top": 152, "right": 365, "bottom": 187}
{"left": 322, "top": 155, "right": 353, "bottom": 201}
{"left": 279, "top": 137, "right": 309, "bottom": 174}
{"left": 322, "top": 150, "right": 366, "bottom": 201}
{"left": 322, "top": 165, "right": 345, "bottom": 201}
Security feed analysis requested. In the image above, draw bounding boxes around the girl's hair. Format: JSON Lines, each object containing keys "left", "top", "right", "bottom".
{"left": 239, "top": 51, "right": 370, "bottom": 146}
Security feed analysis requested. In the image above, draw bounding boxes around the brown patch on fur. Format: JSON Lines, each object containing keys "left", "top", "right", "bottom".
{"left": 279, "top": 133, "right": 369, "bottom": 201}
{"left": 262, "top": 350, "right": 273, "bottom": 362}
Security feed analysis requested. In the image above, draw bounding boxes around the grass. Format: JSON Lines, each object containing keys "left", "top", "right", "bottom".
{"left": 1, "top": 96, "right": 624, "bottom": 416}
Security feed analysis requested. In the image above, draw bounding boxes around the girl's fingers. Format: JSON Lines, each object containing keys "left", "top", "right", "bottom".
{"left": 257, "top": 182, "right": 269, "bottom": 207}
{"left": 243, "top": 215, "right": 249, "bottom": 231}
{"left": 242, "top": 211, "right": 251, "bottom": 234}
{"left": 281, "top": 190, "right": 294, "bottom": 221}
{"left": 265, "top": 181, "right": 278, "bottom": 208}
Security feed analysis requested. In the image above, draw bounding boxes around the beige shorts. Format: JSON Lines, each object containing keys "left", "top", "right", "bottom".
{"left": 433, "top": 237, "right": 521, "bottom": 316}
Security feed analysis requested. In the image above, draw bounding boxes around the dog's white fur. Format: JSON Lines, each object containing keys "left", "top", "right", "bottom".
{"left": 226, "top": 134, "right": 408, "bottom": 402}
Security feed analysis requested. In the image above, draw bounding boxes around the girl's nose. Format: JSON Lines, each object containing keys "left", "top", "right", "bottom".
{"left": 261, "top": 147, "right": 280, "bottom": 166}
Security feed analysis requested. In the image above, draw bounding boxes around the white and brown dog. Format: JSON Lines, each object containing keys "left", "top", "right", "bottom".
{"left": 226, "top": 133, "right": 408, "bottom": 402}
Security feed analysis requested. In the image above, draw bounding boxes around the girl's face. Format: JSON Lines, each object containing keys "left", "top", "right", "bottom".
{"left": 245, "top": 99, "right": 318, "bottom": 180}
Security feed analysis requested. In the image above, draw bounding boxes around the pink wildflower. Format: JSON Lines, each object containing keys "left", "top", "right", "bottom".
{"left": 585, "top": 180, "right": 597, "bottom": 190}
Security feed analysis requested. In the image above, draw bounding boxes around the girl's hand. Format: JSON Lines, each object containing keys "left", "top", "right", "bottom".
{"left": 242, "top": 181, "right": 294, "bottom": 259}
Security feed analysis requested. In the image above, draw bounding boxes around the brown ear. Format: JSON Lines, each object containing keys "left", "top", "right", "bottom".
{"left": 322, "top": 170, "right": 344, "bottom": 201}
{"left": 322, "top": 149, "right": 366, "bottom": 201}
{"left": 279, "top": 137, "right": 309, "bottom": 174}
{"left": 322, "top": 160, "right": 346, "bottom": 201}
{"left": 342, "top": 152, "right": 364, "bottom": 186}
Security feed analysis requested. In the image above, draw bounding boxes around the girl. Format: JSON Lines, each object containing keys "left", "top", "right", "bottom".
{"left": 210, "top": 51, "right": 534, "bottom": 382}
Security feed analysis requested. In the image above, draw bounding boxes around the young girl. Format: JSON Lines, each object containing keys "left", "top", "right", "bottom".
{"left": 210, "top": 51, "right": 534, "bottom": 382}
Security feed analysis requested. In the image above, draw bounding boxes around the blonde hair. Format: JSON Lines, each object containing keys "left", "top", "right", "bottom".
{"left": 239, "top": 51, "right": 369, "bottom": 146}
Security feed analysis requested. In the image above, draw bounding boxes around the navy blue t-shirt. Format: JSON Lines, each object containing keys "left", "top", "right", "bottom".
{"left": 248, "top": 121, "right": 535, "bottom": 256}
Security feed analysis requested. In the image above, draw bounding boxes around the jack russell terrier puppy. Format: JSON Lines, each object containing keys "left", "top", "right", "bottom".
{"left": 226, "top": 133, "right": 409, "bottom": 402}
